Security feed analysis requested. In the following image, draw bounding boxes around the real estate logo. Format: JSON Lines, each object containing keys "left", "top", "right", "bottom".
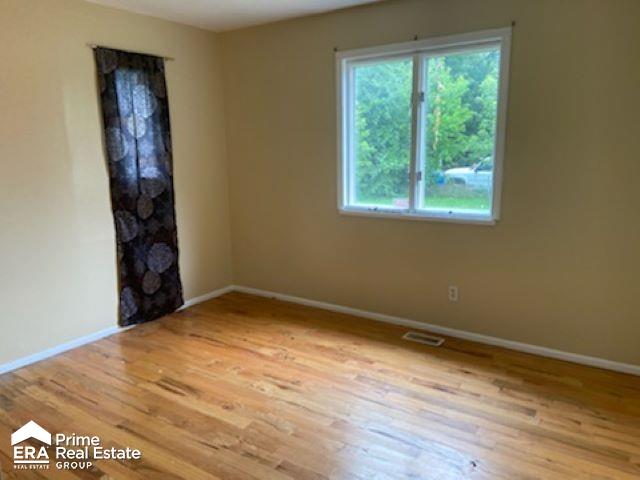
{"left": 11, "top": 421, "right": 51, "bottom": 470}
{"left": 10, "top": 421, "right": 142, "bottom": 471}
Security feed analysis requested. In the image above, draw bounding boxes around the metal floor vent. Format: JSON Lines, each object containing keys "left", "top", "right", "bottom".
{"left": 402, "top": 331, "right": 445, "bottom": 347}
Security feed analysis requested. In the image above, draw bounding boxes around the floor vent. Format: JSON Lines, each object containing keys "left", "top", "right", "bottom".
{"left": 402, "top": 332, "right": 445, "bottom": 347}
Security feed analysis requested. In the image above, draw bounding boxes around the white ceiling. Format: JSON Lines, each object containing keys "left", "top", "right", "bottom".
{"left": 86, "top": 0, "right": 379, "bottom": 32}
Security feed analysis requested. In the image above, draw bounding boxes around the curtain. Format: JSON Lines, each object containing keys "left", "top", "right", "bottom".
{"left": 94, "top": 48, "right": 183, "bottom": 326}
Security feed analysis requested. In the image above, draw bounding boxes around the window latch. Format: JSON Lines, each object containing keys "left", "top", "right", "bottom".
{"left": 416, "top": 171, "right": 423, "bottom": 181}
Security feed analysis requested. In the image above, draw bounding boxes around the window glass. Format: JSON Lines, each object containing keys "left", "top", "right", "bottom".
{"left": 352, "top": 57, "right": 413, "bottom": 209}
{"left": 419, "top": 48, "right": 500, "bottom": 214}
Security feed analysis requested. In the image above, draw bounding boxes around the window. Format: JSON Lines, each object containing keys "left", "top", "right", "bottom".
{"left": 337, "top": 28, "right": 511, "bottom": 224}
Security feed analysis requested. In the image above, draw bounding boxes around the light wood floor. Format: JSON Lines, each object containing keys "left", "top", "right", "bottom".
{"left": 1, "top": 292, "right": 639, "bottom": 479}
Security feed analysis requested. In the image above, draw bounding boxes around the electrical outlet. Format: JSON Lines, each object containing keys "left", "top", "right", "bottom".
{"left": 448, "top": 285, "right": 459, "bottom": 302}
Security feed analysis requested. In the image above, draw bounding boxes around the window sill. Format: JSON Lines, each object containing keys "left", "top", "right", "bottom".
{"left": 338, "top": 207, "right": 497, "bottom": 226}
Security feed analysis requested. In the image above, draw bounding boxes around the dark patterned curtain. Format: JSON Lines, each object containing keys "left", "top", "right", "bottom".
{"left": 94, "top": 48, "right": 183, "bottom": 326}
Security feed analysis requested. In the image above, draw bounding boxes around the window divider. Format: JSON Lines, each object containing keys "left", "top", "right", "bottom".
{"left": 408, "top": 54, "right": 421, "bottom": 213}
{"left": 414, "top": 54, "right": 427, "bottom": 213}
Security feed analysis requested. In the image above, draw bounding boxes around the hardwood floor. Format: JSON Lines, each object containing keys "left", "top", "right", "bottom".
{"left": 1, "top": 292, "right": 639, "bottom": 479}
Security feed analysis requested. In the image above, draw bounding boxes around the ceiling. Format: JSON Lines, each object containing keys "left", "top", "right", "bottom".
{"left": 86, "top": 0, "right": 379, "bottom": 32}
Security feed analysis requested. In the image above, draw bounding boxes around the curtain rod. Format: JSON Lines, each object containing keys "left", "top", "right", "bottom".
{"left": 86, "top": 43, "right": 174, "bottom": 61}
{"left": 333, "top": 21, "right": 516, "bottom": 52}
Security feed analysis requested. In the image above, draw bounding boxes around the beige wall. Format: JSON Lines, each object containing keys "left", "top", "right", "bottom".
{"left": 2, "top": 0, "right": 639, "bottom": 368}
{"left": 0, "top": 0, "right": 232, "bottom": 364}
{"left": 221, "top": 0, "right": 640, "bottom": 365}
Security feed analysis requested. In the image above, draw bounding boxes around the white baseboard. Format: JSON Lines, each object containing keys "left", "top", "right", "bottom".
{"left": 231, "top": 285, "right": 640, "bottom": 376}
{"left": 0, "top": 285, "right": 233, "bottom": 376}
{"left": 0, "top": 326, "right": 127, "bottom": 376}
{"left": 2, "top": 284, "right": 638, "bottom": 377}
{"left": 180, "top": 285, "right": 235, "bottom": 310}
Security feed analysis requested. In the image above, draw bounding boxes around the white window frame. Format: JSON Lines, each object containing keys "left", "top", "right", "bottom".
{"left": 336, "top": 27, "right": 512, "bottom": 225}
